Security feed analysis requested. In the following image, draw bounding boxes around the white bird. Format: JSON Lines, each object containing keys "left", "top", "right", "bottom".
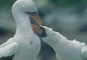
{"left": 0, "top": 0, "right": 42, "bottom": 60}
{"left": 34, "top": 26, "right": 87, "bottom": 60}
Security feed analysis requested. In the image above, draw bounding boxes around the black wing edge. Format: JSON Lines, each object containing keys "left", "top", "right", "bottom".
{"left": 0, "top": 55, "right": 14, "bottom": 60}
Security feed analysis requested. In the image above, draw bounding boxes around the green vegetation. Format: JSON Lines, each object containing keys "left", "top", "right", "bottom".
{"left": 0, "top": 0, "right": 87, "bottom": 7}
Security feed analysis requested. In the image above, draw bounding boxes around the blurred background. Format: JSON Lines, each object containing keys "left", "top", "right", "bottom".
{"left": 0, "top": 0, "right": 87, "bottom": 60}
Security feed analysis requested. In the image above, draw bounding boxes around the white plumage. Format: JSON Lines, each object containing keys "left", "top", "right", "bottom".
{"left": 0, "top": 0, "right": 42, "bottom": 60}
{"left": 38, "top": 26, "right": 87, "bottom": 60}
{"left": 0, "top": 42, "right": 18, "bottom": 57}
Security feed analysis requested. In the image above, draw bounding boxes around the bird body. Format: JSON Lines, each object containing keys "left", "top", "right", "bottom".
{"left": 55, "top": 39, "right": 85, "bottom": 60}
{"left": 4, "top": 34, "right": 40, "bottom": 60}
{"left": 37, "top": 26, "right": 87, "bottom": 60}
{"left": 0, "top": 0, "right": 42, "bottom": 60}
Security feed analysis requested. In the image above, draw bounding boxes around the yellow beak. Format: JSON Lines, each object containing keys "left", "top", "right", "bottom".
{"left": 30, "top": 13, "right": 43, "bottom": 34}
{"left": 32, "top": 24, "right": 42, "bottom": 34}
{"left": 30, "top": 13, "right": 42, "bottom": 26}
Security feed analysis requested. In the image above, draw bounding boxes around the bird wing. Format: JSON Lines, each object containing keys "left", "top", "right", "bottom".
{"left": 0, "top": 38, "right": 14, "bottom": 48}
{"left": 0, "top": 42, "right": 19, "bottom": 60}
{"left": 81, "top": 46, "right": 87, "bottom": 60}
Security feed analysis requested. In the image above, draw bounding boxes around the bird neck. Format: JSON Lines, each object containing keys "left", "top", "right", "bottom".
{"left": 12, "top": 9, "right": 34, "bottom": 35}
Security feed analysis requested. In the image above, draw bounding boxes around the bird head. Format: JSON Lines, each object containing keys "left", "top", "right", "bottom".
{"left": 33, "top": 26, "right": 59, "bottom": 46}
{"left": 12, "top": 0, "right": 42, "bottom": 33}
{"left": 33, "top": 26, "right": 55, "bottom": 38}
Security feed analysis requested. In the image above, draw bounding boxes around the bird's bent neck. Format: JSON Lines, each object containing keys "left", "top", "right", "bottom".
{"left": 12, "top": 9, "right": 34, "bottom": 36}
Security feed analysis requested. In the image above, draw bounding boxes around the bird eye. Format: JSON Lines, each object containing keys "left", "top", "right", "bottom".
{"left": 39, "top": 27, "right": 47, "bottom": 38}
{"left": 26, "top": 12, "right": 38, "bottom": 14}
{"left": 40, "top": 27, "right": 45, "bottom": 31}
{"left": 26, "top": 12, "right": 32, "bottom": 14}
{"left": 32, "top": 12, "right": 38, "bottom": 14}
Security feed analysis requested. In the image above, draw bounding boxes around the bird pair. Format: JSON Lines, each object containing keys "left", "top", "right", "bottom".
{"left": 0, "top": 0, "right": 87, "bottom": 60}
